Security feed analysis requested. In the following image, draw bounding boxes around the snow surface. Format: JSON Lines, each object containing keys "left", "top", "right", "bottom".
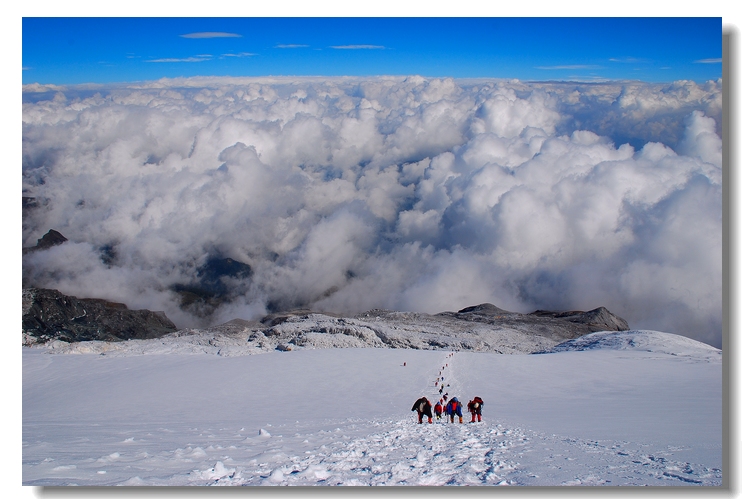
{"left": 22, "top": 330, "right": 722, "bottom": 487}
{"left": 543, "top": 329, "right": 723, "bottom": 359}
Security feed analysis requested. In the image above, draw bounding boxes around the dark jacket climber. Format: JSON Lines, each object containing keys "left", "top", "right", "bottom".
{"left": 467, "top": 396, "right": 484, "bottom": 422}
{"left": 412, "top": 397, "right": 433, "bottom": 424}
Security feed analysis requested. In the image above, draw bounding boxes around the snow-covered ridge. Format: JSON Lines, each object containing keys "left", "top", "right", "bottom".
{"left": 543, "top": 330, "right": 721, "bottom": 362}
{"left": 33, "top": 311, "right": 558, "bottom": 357}
{"left": 30, "top": 307, "right": 718, "bottom": 362}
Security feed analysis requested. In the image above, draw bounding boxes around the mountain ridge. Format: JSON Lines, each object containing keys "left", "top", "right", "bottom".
{"left": 23, "top": 288, "right": 634, "bottom": 356}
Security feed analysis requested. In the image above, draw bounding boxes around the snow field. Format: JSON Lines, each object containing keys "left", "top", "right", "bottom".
{"left": 23, "top": 334, "right": 722, "bottom": 486}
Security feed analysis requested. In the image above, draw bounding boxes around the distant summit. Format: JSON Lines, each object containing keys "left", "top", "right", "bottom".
{"left": 23, "top": 229, "right": 67, "bottom": 254}
{"left": 456, "top": 303, "right": 512, "bottom": 316}
{"left": 529, "top": 306, "right": 630, "bottom": 333}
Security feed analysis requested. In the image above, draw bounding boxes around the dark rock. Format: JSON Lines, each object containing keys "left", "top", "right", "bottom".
{"left": 22, "top": 288, "right": 178, "bottom": 344}
{"left": 36, "top": 229, "right": 68, "bottom": 249}
{"left": 23, "top": 229, "right": 68, "bottom": 254}
{"left": 260, "top": 308, "right": 315, "bottom": 327}
{"left": 435, "top": 303, "right": 629, "bottom": 342}
{"left": 452, "top": 302, "right": 629, "bottom": 334}
{"left": 456, "top": 303, "right": 512, "bottom": 316}
{"left": 529, "top": 306, "right": 630, "bottom": 332}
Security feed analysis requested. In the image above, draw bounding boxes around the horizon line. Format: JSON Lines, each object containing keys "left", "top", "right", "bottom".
{"left": 21, "top": 74, "right": 722, "bottom": 91}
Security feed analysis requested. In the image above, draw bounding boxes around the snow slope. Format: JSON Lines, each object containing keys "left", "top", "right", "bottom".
{"left": 22, "top": 330, "right": 722, "bottom": 487}
{"left": 545, "top": 329, "right": 723, "bottom": 360}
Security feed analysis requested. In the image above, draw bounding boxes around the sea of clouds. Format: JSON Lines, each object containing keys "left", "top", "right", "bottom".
{"left": 22, "top": 76, "right": 723, "bottom": 347}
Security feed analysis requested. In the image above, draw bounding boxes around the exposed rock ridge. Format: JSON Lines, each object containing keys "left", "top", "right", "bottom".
{"left": 23, "top": 229, "right": 68, "bottom": 254}
{"left": 22, "top": 288, "right": 178, "bottom": 344}
{"left": 529, "top": 306, "right": 630, "bottom": 333}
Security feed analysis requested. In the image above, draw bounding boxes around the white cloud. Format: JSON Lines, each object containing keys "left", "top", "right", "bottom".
{"left": 180, "top": 32, "right": 242, "bottom": 39}
{"left": 330, "top": 45, "right": 385, "bottom": 50}
{"left": 609, "top": 57, "right": 649, "bottom": 63}
{"left": 221, "top": 52, "right": 255, "bottom": 58}
{"left": 535, "top": 65, "right": 602, "bottom": 70}
{"left": 22, "top": 76, "right": 723, "bottom": 347}
{"left": 473, "top": 86, "right": 560, "bottom": 138}
{"left": 694, "top": 58, "right": 722, "bottom": 64}
{"left": 146, "top": 56, "right": 212, "bottom": 63}
{"left": 23, "top": 82, "right": 65, "bottom": 92}
{"left": 677, "top": 110, "right": 722, "bottom": 167}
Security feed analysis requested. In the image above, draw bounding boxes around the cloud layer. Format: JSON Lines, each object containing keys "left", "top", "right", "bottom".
{"left": 22, "top": 76, "right": 723, "bottom": 347}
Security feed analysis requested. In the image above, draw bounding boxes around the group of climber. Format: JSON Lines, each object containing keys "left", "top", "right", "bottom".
{"left": 409, "top": 351, "right": 485, "bottom": 424}
{"left": 411, "top": 395, "right": 484, "bottom": 424}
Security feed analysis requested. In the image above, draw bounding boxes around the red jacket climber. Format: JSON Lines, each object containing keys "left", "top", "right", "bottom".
{"left": 434, "top": 401, "right": 443, "bottom": 420}
{"left": 467, "top": 396, "right": 484, "bottom": 422}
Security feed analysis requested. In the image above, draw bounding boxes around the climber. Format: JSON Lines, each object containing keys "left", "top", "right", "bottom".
{"left": 446, "top": 397, "right": 463, "bottom": 423}
{"left": 411, "top": 396, "right": 433, "bottom": 424}
{"left": 434, "top": 400, "right": 443, "bottom": 420}
{"left": 467, "top": 396, "right": 484, "bottom": 423}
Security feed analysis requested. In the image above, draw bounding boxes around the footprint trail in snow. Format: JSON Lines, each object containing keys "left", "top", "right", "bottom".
{"left": 204, "top": 352, "right": 718, "bottom": 487}
{"left": 23, "top": 347, "right": 721, "bottom": 487}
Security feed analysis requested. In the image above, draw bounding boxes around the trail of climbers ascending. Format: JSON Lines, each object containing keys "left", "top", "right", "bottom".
{"left": 412, "top": 351, "right": 485, "bottom": 425}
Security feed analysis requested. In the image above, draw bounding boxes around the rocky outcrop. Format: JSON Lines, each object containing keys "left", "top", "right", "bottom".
{"left": 23, "top": 229, "right": 68, "bottom": 254}
{"left": 260, "top": 308, "right": 338, "bottom": 327}
{"left": 529, "top": 306, "right": 630, "bottom": 333}
{"left": 456, "top": 303, "right": 511, "bottom": 316}
{"left": 22, "top": 288, "right": 178, "bottom": 344}
{"left": 433, "top": 303, "right": 629, "bottom": 343}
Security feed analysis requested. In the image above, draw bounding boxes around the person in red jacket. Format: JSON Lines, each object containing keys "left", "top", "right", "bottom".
{"left": 467, "top": 396, "right": 484, "bottom": 422}
{"left": 434, "top": 400, "right": 443, "bottom": 420}
{"left": 411, "top": 397, "right": 433, "bottom": 424}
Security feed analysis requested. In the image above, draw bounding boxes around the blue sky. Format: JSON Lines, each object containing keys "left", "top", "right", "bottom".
{"left": 23, "top": 17, "right": 722, "bottom": 86}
